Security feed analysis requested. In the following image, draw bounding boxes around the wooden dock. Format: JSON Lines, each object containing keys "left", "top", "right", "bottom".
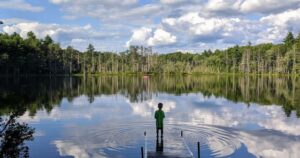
{"left": 144, "top": 132, "right": 194, "bottom": 158}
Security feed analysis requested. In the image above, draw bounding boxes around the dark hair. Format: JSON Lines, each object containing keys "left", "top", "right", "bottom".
{"left": 158, "top": 103, "right": 163, "bottom": 109}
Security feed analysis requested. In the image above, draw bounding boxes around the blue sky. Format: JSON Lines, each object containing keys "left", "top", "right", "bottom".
{"left": 1, "top": 0, "right": 300, "bottom": 53}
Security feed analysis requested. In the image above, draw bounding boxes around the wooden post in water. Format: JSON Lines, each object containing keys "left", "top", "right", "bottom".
{"left": 141, "top": 147, "right": 144, "bottom": 158}
{"left": 181, "top": 130, "right": 183, "bottom": 137}
{"left": 197, "top": 142, "right": 200, "bottom": 158}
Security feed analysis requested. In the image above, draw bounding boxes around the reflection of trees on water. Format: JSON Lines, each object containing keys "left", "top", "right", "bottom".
{"left": 0, "top": 110, "right": 35, "bottom": 158}
{"left": 0, "top": 75, "right": 299, "bottom": 117}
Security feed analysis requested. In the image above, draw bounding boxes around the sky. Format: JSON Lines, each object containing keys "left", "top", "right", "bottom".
{"left": 1, "top": 0, "right": 300, "bottom": 53}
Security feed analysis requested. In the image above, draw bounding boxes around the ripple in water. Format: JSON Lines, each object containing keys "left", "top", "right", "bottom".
{"left": 59, "top": 121, "right": 241, "bottom": 157}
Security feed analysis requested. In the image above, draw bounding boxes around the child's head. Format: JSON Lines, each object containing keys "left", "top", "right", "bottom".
{"left": 158, "top": 103, "right": 163, "bottom": 110}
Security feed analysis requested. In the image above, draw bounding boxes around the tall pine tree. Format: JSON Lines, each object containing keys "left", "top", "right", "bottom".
{"left": 284, "top": 32, "right": 295, "bottom": 49}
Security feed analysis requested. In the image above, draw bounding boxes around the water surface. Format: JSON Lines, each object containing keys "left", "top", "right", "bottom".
{"left": 1, "top": 75, "right": 300, "bottom": 158}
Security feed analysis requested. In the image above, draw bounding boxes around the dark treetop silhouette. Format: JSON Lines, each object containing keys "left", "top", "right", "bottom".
{"left": 0, "top": 110, "right": 35, "bottom": 158}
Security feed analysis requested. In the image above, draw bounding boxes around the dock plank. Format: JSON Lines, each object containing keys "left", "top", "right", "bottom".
{"left": 146, "top": 137, "right": 193, "bottom": 158}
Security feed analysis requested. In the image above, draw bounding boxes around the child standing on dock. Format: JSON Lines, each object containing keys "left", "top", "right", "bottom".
{"left": 155, "top": 103, "right": 165, "bottom": 138}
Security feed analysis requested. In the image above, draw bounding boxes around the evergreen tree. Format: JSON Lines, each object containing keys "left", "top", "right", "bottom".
{"left": 284, "top": 32, "right": 295, "bottom": 49}
{"left": 296, "top": 33, "right": 300, "bottom": 43}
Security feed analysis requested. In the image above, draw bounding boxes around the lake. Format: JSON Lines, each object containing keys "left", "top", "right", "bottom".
{"left": 0, "top": 75, "right": 300, "bottom": 158}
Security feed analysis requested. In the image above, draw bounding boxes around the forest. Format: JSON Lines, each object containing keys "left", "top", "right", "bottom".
{"left": 0, "top": 31, "right": 300, "bottom": 75}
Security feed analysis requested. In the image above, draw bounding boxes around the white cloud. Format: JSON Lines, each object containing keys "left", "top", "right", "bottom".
{"left": 43, "top": 0, "right": 300, "bottom": 52}
{"left": 148, "top": 29, "right": 177, "bottom": 46}
{"left": 205, "top": 0, "right": 300, "bottom": 14}
{"left": 162, "top": 12, "right": 259, "bottom": 44}
{"left": 1, "top": 18, "right": 33, "bottom": 24}
{"left": 256, "top": 8, "right": 300, "bottom": 43}
{"left": 2, "top": 0, "right": 300, "bottom": 52}
{"left": 159, "top": 6, "right": 300, "bottom": 48}
{"left": 48, "top": 0, "right": 161, "bottom": 23}
{"left": 1, "top": 22, "right": 113, "bottom": 50}
{"left": 205, "top": 0, "right": 241, "bottom": 14}
{"left": 261, "top": 8, "right": 300, "bottom": 30}
{"left": 3, "top": 22, "right": 93, "bottom": 40}
{"left": 49, "top": 0, "right": 71, "bottom": 4}
{"left": 127, "top": 27, "right": 177, "bottom": 47}
{"left": 160, "top": 0, "right": 189, "bottom": 5}
{"left": 126, "top": 27, "right": 152, "bottom": 47}
{"left": 0, "top": 0, "right": 43, "bottom": 12}
{"left": 240, "top": 0, "right": 300, "bottom": 13}
{"left": 50, "top": 0, "right": 137, "bottom": 6}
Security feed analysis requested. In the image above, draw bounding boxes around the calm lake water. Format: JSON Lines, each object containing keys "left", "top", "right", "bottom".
{"left": 1, "top": 75, "right": 300, "bottom": 158}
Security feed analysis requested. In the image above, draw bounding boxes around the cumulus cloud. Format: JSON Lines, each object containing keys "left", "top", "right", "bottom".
{"left": 0, "top": 0, "right": 44, "bottom": 12}
{"left": 2, "top": 0, "right": 300, "bottom": 52}
{"left": 255, "top": 8, "right": 300, "bottom": 43}
{"left": 126, "top": 27, "right": 152, "bottom": 47}
{"left": 3, "top": 22, "right": 105, "bottom": 41}
{"left": 205, "top": 0, "right": 300, "bottom": 15}
{"left": 42, "top": 0, "right": 300, "bottom": 52}
{"left": 50, "top": 0, "right": 137, "bottom": 6}
{"left": 148, "top": 29, "right": 177, "bottom": 46}
{"left": 1, "top": 18, "right": 33, "bottom": 25}
{"left": 162, "top": 12, "right": 261, "bottom": 44}
{"left": 1, "top": 22, "right": 116, "bottom": 50}
{"left": 261, "top": 8, "right": 300, "bottom": 30}
{"left": 160, "top": 0, "right": 190, "bottom": 5}
{"left": 205, "top": 0, "right": 241, "bottom": 15}
{"left": 49, "top": 0, "right": 162, "bottom": 23}
{"left": 239, "top": 0, "right": 300, "bottom": 14}
{"left": 160, "top": 5, "right": 300, "bottom": 48}
{"left": 126, "top": 27, "right": 177, "bottom": 47}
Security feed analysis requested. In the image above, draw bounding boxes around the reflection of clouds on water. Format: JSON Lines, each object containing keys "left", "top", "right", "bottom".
{"left": 34, "top": 130, "right": 45, "bottom": 137}
{"left": 127, "top": 99, "right": 176, "bottom": 117}
{"left": 18, "top": 93, "right": 300, "bottom": 157}
{"left": 165, "top": 94, "right": 300, "bottom": 157}
{"left": 52, "top": 122, "right": 300, "bottom": 158}
{"left": 71, "top": 95, "right": 90, "bottom": 107}
{"left": 239, "top": 130, "right": 300, "bottom": 158}
{"left": 19, "top": 95, "right": 133, "bottom": 122}
{"left": 187, "top": 100, "right": 300, "bottom": 136}
{"left": 255, "top": 107, "right": 300, "bottom": 136}
{"left": 53, "top": 123, "right": 150, "bottom": 158}
{"left": 19, "top": 107, "right": 93, "bottom": 122}
{"left": 156, "top": 93, "right": 300, "bottom": 136}
{"left": 52, "top": 122, "right": 241, "bottom": 158}
{"left": 53, "top": 140, "right": 90, "bottom": 158}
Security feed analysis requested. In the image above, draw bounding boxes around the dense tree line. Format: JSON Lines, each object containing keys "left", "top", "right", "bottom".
{"left": 1, "top": 31, "right": 300, "bottom": 75}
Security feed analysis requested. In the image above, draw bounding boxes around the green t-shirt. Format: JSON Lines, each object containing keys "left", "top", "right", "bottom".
{"left": 155, "top": 110, "right": 165, "bottom": 128}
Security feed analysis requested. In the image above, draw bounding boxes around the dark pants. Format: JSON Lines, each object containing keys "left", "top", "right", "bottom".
{"left": 156, "top": 137, "right": 164, "bottom": 152}
{"left": 156, "top": 128, "right": 163, "bottom": 137}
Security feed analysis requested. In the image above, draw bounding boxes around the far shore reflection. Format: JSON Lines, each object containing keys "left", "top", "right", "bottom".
{"left": 0, "top": 75, "right": 300, "bottom": 157}
{"left": 1, "top": 75, "right": 299, "bottom": 118}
